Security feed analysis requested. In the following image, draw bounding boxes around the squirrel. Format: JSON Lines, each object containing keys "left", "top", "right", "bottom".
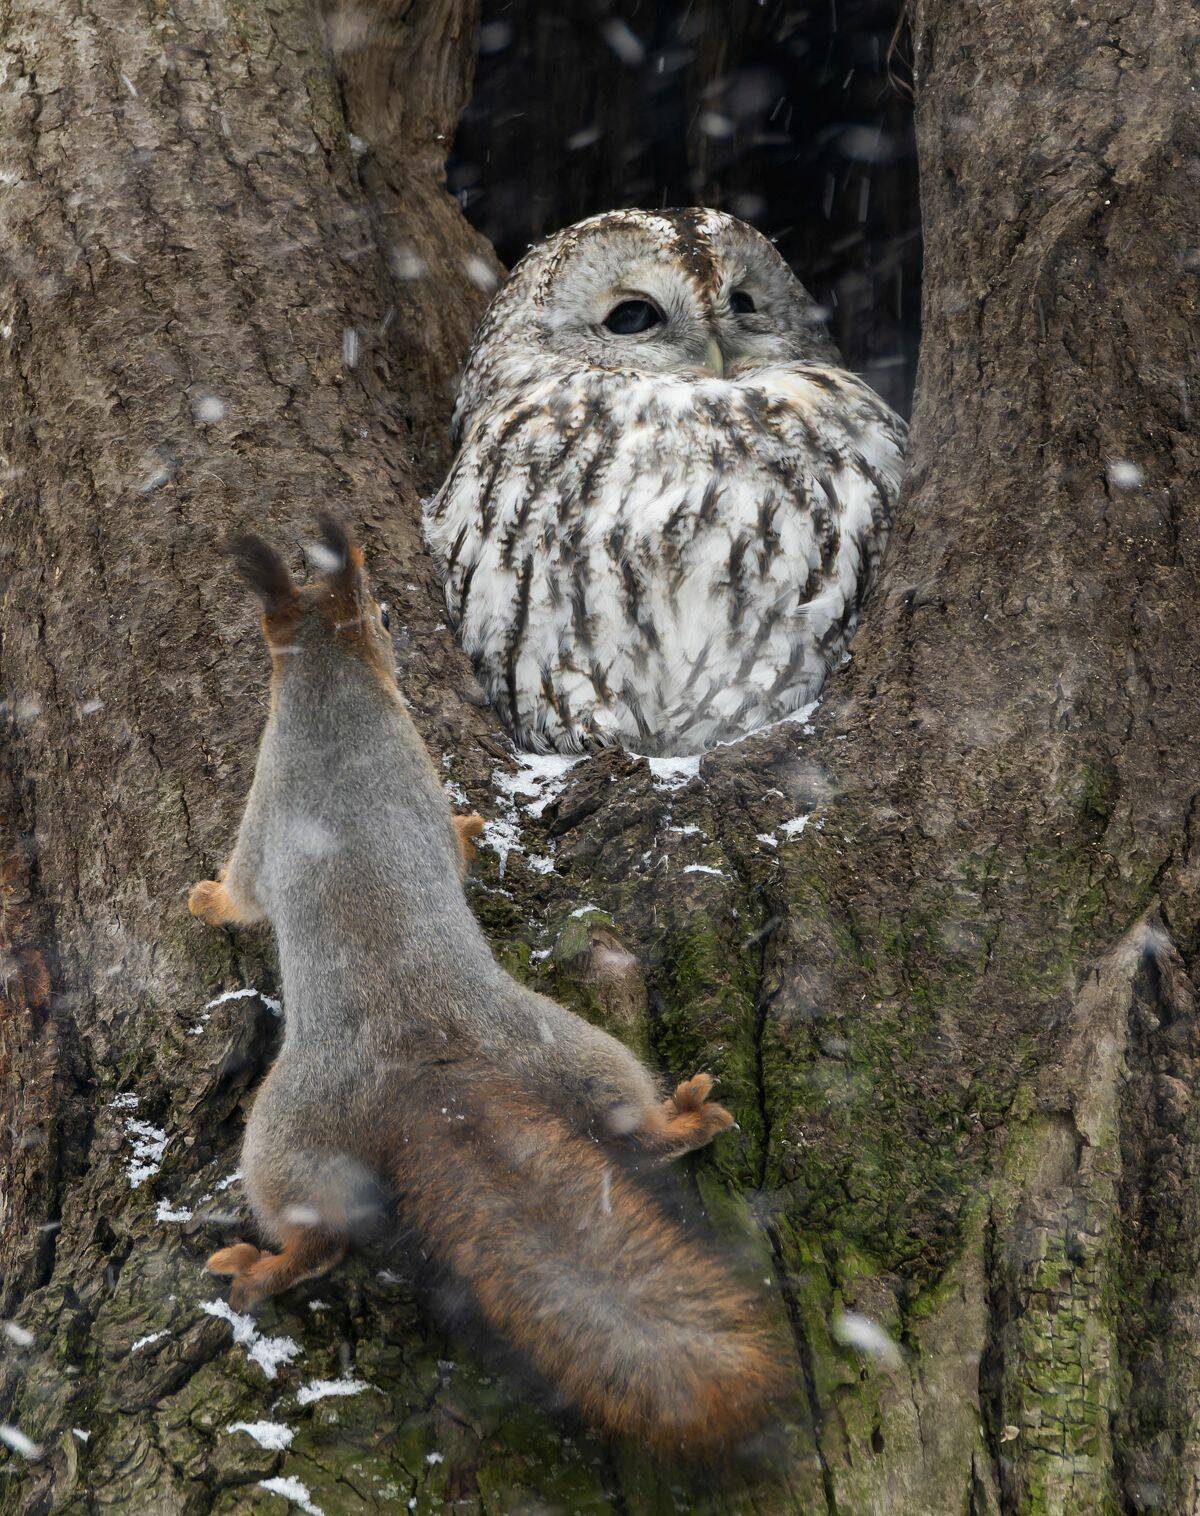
{"left": 188, "top": 516, "right": 782, "bottom": 1451}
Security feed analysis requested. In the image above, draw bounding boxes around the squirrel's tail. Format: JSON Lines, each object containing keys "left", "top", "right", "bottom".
{"left": 393, "top": 1078, "right": 783, "bottom": 1452}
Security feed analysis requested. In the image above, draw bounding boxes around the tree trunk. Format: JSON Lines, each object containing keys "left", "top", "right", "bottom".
{"left": 0, "top": 1, "right": 1196, "bottom": 1513}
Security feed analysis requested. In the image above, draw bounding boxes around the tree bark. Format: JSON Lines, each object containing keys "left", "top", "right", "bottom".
{"left": 1, "top": 2, "right": 1197, "bottom": 1514}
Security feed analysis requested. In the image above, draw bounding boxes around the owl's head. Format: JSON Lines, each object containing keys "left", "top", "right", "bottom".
{"left": 477, "top": 208, "right": 839, "bottom": 380}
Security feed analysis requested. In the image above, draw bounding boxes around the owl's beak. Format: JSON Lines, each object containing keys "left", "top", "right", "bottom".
{"left": 702, "top": 336, "right": 725, "bottom": 377}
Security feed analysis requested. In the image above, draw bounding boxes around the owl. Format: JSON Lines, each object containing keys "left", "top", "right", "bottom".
{"left": 423, "top": 208, "right": 906, "bottom": 756}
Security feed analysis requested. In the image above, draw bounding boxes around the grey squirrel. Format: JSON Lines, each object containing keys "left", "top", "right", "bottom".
{"left": 189, "top": 516, "right": 781, "bottom": 1450}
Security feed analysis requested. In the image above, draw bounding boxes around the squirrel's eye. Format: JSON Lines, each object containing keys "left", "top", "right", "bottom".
{"left": 730, "top": 290, "right": 756, "bottom": 315}
{"left": 380, "top": 604, "right": 391, "bottom": 631}
{"left": 603, "top": 299, "right": 663, "bottom": 335}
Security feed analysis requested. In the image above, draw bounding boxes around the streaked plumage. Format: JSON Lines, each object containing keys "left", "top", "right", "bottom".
{"left": 424, "top": 208, "right": 906, "bottom": 755}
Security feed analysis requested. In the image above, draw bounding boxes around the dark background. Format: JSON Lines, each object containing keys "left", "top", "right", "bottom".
{"left": 451, "top": 0, "right": 920, "bottom": 415}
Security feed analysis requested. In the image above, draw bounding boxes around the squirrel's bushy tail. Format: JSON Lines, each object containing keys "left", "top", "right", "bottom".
{"left": 393, "top": 1079, "right": 783, "bottom": 1451}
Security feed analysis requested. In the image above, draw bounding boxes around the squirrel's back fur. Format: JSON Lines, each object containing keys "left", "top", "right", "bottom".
{"left": 193, "top": 517, "right": 784, "bottom": 1451}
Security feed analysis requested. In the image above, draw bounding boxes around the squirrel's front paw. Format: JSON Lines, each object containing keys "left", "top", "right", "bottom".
{"left": 188, "top": 878, "right": 231, "bottom": 926}
{"left": 452, "top": 812, "right": 485, "bottom": 873}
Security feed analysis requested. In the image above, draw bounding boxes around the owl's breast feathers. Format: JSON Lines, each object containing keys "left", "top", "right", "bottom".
{"left": 424, "top": 362, "right": 906, "bottom": 755}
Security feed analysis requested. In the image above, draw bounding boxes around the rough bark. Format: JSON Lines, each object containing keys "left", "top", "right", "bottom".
{"left": 329, "top": 0, "right": 500, "bottom": 481}
{"left": 0, "top": 1, "right": 1197, "bottom": 1514}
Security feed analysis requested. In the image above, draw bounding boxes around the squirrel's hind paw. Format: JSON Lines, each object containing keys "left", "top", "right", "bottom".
{"left": 207, "top": 1243, "right": 270, "bottom": 1308}
{"left": 189, "top": 877, "right": 263, "bottom": 928}
{"left": 639, "top": 1072, "right": 735, "bottom": 1160}
{"left": 668, "top": 1072, "right": 717, "bottom": 1112}
{"left": 207, "top": 1243, "right": 263, "bottom": 1277}
{"left": 205, "top": 1231, "right": 345, "bottom": 1311}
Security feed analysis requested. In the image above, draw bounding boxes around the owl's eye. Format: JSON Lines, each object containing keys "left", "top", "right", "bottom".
{"left": 379, "top": 604, "right": 391, "bottom": 632}
{"left": 603, "top": 299, "right": 663, "bottom": 335}
{"left": 730, "top": 290, "right": 757, "bottom": 315}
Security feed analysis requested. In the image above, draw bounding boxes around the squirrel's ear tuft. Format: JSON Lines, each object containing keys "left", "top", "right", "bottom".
{"left": 311, "top": 512, "right": 365, "bottom": 582}
{"left": 228, "top": 533, "right": 296, "bottom": 612}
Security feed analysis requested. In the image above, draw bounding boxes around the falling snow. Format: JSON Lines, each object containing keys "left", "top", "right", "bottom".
{"left": 0, "top": 1426, "right": 41, "bottom": 1460}
{"left": 463, "top": 254, "right": 499, "bottom": 291}
{"left": 1107, "top": 458, "right": 1144, "bottom": 490}
{"left": 831, "top": 1311, "right": 903, "bottom": 1368}
{"left": 601, "top": 18, "right": 645, "bottom": 66}
{"left": 193, "top": 392, "right": 227, "bottom": 423}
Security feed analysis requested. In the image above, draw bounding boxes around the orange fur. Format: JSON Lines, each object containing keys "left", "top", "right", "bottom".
{"left": 391, "top": 1081, "right": 784, "bottom": 1452}
{"left": 261, "top": 602, "right": 300, "bottom": 646}
{"left": 188, "top": 876, "right": 262, "bottom": 928}
{"left": 207, "top": 1231, "right": 344, "bottom": 1313}
{"left": 187, "top": 878, "right": 237, "bottom": 926}
{"left": 635, "top": 1073, "right": 736, "bottom": 1158}
{"left": 452, "top": 812, "right": 485, "bottom": 872}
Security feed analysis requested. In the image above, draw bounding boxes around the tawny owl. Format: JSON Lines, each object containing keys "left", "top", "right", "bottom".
{"left": 424, "top": 208, "right": 906, "bottom": 756}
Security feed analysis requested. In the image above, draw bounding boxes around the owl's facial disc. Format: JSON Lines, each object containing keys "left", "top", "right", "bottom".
{"left": 525, "top": 211, "right": 839, "bottom": 379}
{"left": 537, "top": 250, "right": 723, "bottom": 376}
{"left": 541, "top": 279, "right": 722, "bottom": 378}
